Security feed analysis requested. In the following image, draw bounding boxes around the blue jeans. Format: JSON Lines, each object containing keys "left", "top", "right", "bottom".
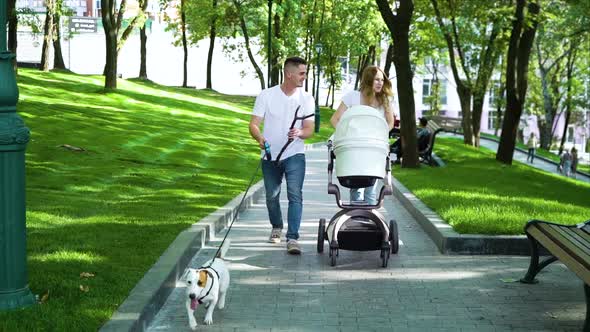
{"left": 350, "top": 182, "right": 378, "bottom": 205}
{"left": 261, "top": 154, "right": 306, "bottom": 240}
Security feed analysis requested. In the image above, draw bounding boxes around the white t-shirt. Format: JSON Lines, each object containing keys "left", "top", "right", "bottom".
{"left": 253, "top": 85, "right": 315, "bottom": 161}
{"left": 341, "top": 90, "right": 398, "bottom": 119}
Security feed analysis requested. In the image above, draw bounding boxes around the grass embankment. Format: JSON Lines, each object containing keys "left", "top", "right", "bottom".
{"left": 394, "top": 137, "right": 590, "bottom": 235}
{"left": 480, "top": 132, "right": 590, "bottom": 173}
{"left": 0, "top": 69, "right": 332, "bottom": 331}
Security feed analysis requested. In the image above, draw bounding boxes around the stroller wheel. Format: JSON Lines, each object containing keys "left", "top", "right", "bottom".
{"left": 317, "top": 218, "right": 326, "bottom": 253}
{"left": 330, "top": 248, "right": 337, "bottom": 266}
{"left": 389, "top": 220, "right": 399, "bottom": 254}
{"left": 381, "top": 248, "right": 389, "bottom": 268}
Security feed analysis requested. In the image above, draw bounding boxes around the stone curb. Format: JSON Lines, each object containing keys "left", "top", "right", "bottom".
{"left": 391, "top": 177, "right": 533, "bottom": 255}
{"left": 99, "top": 179, "right": 265, "bottom": 332}
{"left": 98, "top": 143, "right": 327, "bottom": 332}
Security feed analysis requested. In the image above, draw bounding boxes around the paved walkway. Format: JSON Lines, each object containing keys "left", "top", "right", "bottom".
{"left": 472, "top": 134, "right": 589, "bottom": 183}
{"left": 147, "top": 146, "right": 584, "bottom": 332}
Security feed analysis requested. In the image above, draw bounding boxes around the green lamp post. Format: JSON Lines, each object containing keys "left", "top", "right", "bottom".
{"left": 0, "top": 0, "right": 36, "bottom": 310}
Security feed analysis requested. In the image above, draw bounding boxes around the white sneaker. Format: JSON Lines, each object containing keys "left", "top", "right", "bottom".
{"left": 268, "top": 228, "right": 282, "bottom": 243}
{"left": 286, "top": 239, "right": 301, "bottom": 255}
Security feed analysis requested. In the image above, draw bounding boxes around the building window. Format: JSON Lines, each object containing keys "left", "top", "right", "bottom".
{"left": 422, "top": 79, "right": 431, "bottom": 104}
{"left": 488, "top": 110, "right": 497, "bottom": 130}
{"left": 422, "top": 79, "right": 447, "bottom": 105}
{"left": 488, "top": 81, "right": 503, "bottom": 107}
{"left": 567, "top": 126, "right": 575, "bottom": 143}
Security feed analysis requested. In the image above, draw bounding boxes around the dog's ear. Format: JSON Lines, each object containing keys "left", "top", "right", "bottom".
{"left": 197, "top": 270, "right": 208, "bottom": 287}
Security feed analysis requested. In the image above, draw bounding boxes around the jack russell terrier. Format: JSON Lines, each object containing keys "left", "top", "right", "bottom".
{"left": 182, "top": 257, "right": 230, "bottom": 329}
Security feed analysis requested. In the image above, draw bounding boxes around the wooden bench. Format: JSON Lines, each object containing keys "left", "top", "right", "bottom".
{"left": 520, "top": 219, "right": 590, "bottom": 330}
{"left": 417, "top": 116, "right": 462, "bottom": 165}
{"left": 389, "top": 116, "right": 462, "bottom": 166}
{"left": 429, "top": 115, "right": 463, "bottom": 134}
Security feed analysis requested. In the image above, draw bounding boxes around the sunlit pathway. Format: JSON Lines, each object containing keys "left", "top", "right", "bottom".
{"left": 448, "top": 133, "right": 590, "bottom": 183}
{"left": 147, "top": 145, "right": 584, "bottom": 332}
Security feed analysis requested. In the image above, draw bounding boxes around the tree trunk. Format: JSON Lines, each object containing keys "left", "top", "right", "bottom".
{"left": 235, "top": 3, "right": 265, "bottom": 90}
{"left": 8, "top": 0, "right": 17, "bottom": 69}
{"left": 270, "top": 0, "right": 282, "bottom": 86}
{"left": 494, "top": 56, "right": 506, "bottom": 136}
{"left": 384, "top": 43, "right": 394, "bottom": 77}
{"left": 139, "top": 26, "right": 147, "bottom": 79}
{"left": 354, "top": 54, "right": 364, "bottom": 90}
{"left": 330, "top": 64, "right": 335, "bottom": 108}
{"left": 376, "top": 0, "right": 419, "bottom": 168}
{"left": 430, "top": 0, "right": 474, "bottom": 145}
{"left": 558, "top": 41, "right": 577, "bottom": 155}
{"left": 52, "top": 13, "right": 66, "bottom": 69}
{"left": 496, "top": 0, "right": 539, "bottom": 164}
{"left": 457, "top": 85, "right": 473, "bottom": 143}
{"left": 181, "top": 0, "right": 188, "bottom": 87}
{"left": 206, "top": 0, "right": 218, "bottom": 89}
{"left": 40, "top": 0, "right": 55, "bottom": 71}
{"left": 101, "top": 0, "right": 118, "bottom": 89}
{"left": 471, "top": 23, "right": 500, "bottom": 147}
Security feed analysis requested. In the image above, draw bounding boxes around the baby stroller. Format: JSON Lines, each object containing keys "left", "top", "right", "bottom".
{"left": 317, "top": 105, "right": 399, "bottom": 267}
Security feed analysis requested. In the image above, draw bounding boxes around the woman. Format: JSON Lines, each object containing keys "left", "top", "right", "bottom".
{"left": 330, "top": 66, "right": 396, "bottom": 205}
{"left": 571, "top": 147, "right": 578, "bottom": 179}
{"left": 526, "top": 132, "right": 538, "bottom": 164}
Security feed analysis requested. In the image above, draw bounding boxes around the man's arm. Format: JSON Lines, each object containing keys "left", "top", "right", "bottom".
{"left": 249, "top": 115, "right": 265, "bottom": 149}
{"left": 288, "top": 119, "right": 314, "bottom": 140}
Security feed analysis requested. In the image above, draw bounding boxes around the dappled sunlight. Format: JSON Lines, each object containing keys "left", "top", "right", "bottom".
{"left": 396, "top": 137, "right": 590, "bottom": 235}
{"left": 30, "top": 250, "right": 106, "bottom": 264}
{"left": 6, "top": 69, "right": 335, "bottom": 331}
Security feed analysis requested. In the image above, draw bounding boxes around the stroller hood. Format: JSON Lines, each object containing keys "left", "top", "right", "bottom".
{"left": 333, "top": 105, "right": 389, "bottom": 179}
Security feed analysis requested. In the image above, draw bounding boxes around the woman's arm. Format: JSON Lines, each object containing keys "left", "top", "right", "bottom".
{"left": 330, "top": 102, "right": 348, "bottom": 128}
{"left": 384, "top": 108, "right": 394, "bottom": 130}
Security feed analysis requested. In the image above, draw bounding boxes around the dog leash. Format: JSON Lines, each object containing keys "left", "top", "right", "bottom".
{"left": 273, "top": 106, "right": 314, "bottom": 163}
{"left": 202, "top": 158, "right": 263, "bottom": 268}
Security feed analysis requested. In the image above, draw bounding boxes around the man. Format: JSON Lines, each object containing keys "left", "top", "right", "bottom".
{"left": 249, "top": 57, "right": 315, "bottom": 255}
{"left": 391, "top": 117, "right": 431, "bottom": 163}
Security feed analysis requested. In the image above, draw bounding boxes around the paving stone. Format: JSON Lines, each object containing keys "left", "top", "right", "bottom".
{"left": 147, "top": 146, "right": 586, "bottom": 331}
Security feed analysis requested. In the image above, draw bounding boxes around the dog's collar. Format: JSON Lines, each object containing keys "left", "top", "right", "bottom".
{"left": 197, "top": 266, "right": 220, "bottom": 304}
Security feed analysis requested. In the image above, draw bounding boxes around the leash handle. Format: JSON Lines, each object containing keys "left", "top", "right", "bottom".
{"left": 263, "top": 141, "right": 272, "bottom": 161}
{"left": 274, "top": 106, "right": 314, "bottom": 163}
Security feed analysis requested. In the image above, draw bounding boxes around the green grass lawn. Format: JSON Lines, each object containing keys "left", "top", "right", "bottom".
{"left": 480, "top": 132, "right": 590, "bottom": 173}
{"left": 0, "top": 69, "right": 333, "bottom": 331}
{"left": 394, "top": 137, "right": 590, "bottom": 235}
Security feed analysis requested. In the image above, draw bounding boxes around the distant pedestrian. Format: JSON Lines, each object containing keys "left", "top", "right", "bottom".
{"left": 571, "top": 147, "right": 578, "bottom": 179}
{"left": 560, "top": 149, "right": 572, "bottom": 177}
{"left": 526, "top": 133, "right": 538, "bottom": 164}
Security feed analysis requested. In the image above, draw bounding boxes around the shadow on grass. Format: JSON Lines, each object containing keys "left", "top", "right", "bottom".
{"left": 395, "top": 138, "right": 590, "bottom": 235}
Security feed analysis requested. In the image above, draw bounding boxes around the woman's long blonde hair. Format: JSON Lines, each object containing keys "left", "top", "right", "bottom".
{"left": 359, "top": 66, "right": 393, "bottom": 113}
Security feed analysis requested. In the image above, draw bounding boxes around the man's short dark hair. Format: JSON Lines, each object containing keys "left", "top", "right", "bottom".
{"left": 284, "top": 57, "right": 307, "bottom": 69}
{"left": 419, "top": 117, "right": 428, "bottom": 126}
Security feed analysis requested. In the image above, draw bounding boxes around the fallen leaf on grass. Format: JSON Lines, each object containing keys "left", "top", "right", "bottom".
{"left": 58, "top": 144, "right": 85, "bottom": 152}
{"left": 79, "top": 285, "right": 89, "bottom": 292}
{"left": 80, "top": 272, "right": 95, "bottom": 278}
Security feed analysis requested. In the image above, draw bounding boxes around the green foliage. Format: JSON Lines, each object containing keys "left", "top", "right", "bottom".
{"left": 0, "top": 69, "right": 332, "bottom": 330}
{"left": 16, "top": 9, "right": 43, "bottom": 35}
{"left": 394, "top": 137, "right": 590, "bottom": 235}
